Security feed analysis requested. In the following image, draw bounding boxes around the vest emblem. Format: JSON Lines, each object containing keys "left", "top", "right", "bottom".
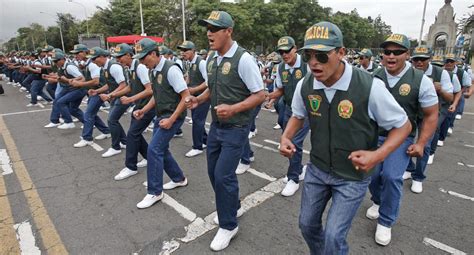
{"left": 338, "top": 100, "right": 353, "bottom": 119}
{"left": 193, "top": 64, "right": 197, "bottom": 71}
{"left": 105, "top": 71, "right": 109, "bottom": 78}
{"left": 399, "top": 83, "right": 411, "bottom": 96}
{"left": 295, "top": 69, "right": 303, "bottom": 79}
{"left": 157, "top": 74, "right": 163, "bottom": 84}
{"left": 308, "top": 95, "right": 322, "bottom": 116}
{"left": 282, "top": 71, "right": 289, "bottom": 82}
{"left": 222, "top": 62, "right": 231, "bottom": 75}
{"left": 208, "top": 60, "right": 214, "bottom": 73}
{"left": 132, "top": 72, "right": 136, "bottom": 80}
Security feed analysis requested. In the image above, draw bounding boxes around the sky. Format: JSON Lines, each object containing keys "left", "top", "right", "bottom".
{"left": 0, "top": 0, "right": 472, "bottom": 43}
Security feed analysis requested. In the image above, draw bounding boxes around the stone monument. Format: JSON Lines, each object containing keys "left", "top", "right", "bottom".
{"left": 426, "top": 0, "right": 457, "bottom": 50}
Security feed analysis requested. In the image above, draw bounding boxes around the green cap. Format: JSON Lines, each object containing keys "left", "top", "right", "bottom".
{"left": 380, "top": 34, "right": 410, "bottom": 49}
{"left": 199, "top": 49, "right": 208, "bottom": 55}
{"left": 86, "top": 47, "right": 109, "bottom": 59}
{"left": 53, "top": 48, "right": 64, "bottom": 54}
{"left": 70, "top": 44, "right": 88, "bottom": 54}
{"left": 42, "top": 45, "right": 54, "bottom": 52}
{"left": 300, "top": 21, "right": 344, "bottom": 52}
{"left": 276, "top": 36, "right": 296, "bottom": 51}
{"left": 431, "top": 55, "right": 444, "bottom": 66}
{"left": 177, "top": 40, "right": 196, "bottom": 50}
{"left": 412, "top": 46, "right": 432, "bottom": 59}
{"left": 198, "top": 11, "right": 234, "bottom": 28}
{"left": 444, "top": 53, "right": 456, "bottom": 62}
{"left": 112, "top": 43, "right": 134, "bottom": 57}
{"left": 51, "top": 50, "right": 66, "bottom": 61}
{"left": 133, "top": 38, "right": 158, "bottom": 59}
{"left": 359, "top": 48, "right": 373, "bottom": 58}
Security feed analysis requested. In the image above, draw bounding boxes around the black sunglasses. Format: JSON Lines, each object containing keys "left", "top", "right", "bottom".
{"left": 445, "top": 59, "right": 455, "bottom": 64}
{"left": 207, "top": 26, "right": 226, "bottom": 33}
{"left": 278, "top": 47, "right": 293, "bottom": 55}
{"left": 302, "top": 49, "right": 336, "bottom": 64}
{"left": 412, "top": 57, "right": 429, "bottom": 62}
{"left": 383, "top": 49, "right": 407, "bottom": 56}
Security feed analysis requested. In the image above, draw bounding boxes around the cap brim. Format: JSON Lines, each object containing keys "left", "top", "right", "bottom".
{"left": 132, "top": 52, "right": 147, "bottom": 59}
{"left": 276, "top": 45, "right": 293, "bottom": 51}
{"left": 412, "top": 54, "right": 430, "bottom": 59}
{"left": 198, "top": 19, "right": 226, "bottom": 28}
{"left": 177, "top": 45, "right": 193, "bottom": 50}
{"left": 299, "top": 44, "right": 335, "bottom": 52}
{"left": 70, "top": 50, "right": 79, "bottom": 53}
{"left": 86, "top": 54, "right": 97, "bottom": 59}
{"left": 112, "top": 53, "right": 126, "bottom": 58}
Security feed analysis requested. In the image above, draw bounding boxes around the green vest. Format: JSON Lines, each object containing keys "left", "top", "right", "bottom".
{"left": 278, "top": 56, "right": 307, "bottom": 107}
{"left": 374, "top": 67, "right": 423, "bottom": 137}
{"left": 104, "top": 60, "right": 125, "bottom": 92}
{"left": 428, "top": 65, "right": 449, "bottom": 113}
{"left": 188, "top": 55, "right": 205, "bottom": 94}
{"left": 207, "top": 47, "right": 252, "bottom": 126}
{"left": 455, "top": 68, "right": 465, "bottom": 87}
{"left": 58, "top": 62, "right": 80, "bottom": 91}
{"left": 129, "top": 60, "right": 151, "bottom": 110}
{"left": 301, "top": 67, "right": 378, "bottom": 181}
{"left": 151, "top": 60, "right": 185, "bottom": 119}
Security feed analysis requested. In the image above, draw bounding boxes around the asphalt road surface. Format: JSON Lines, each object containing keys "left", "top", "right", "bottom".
{"left": 0, "top": 79, "right": 473, "bottom": 255}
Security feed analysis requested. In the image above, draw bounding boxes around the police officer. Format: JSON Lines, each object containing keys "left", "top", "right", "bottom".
{"left": 267, "top": 36, "right": 309, "bottom": 196}
{"left": 132, "top": 38, "right": 190, "bottom": 209}
{"left": 186, "top": 11, "right": 265, "bottom": 251}
{"left": 284, "top": 22, "right": 411, "bottom": 254}
{"left": 111, "top": 43, "right": 154, "bottom": 180}
{"left": 357, "top": 48, "right": 379, "bottom": 73}
{"left": 453, "top": 56, "right": 472, "bottom": 119}
{"left": 199, "top": 49, "right": 208, "bottom": 60}
{"left": 177, "top": 40, "right": 209, "bottom": 158}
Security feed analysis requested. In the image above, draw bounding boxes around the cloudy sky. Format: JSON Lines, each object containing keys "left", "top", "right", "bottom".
{"left": 0, "top": 0, "right": 472, "bottom": 43}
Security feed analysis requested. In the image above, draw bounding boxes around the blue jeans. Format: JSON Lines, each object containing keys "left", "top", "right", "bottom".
{"left": 46, "top": 82, "right": 57, "bottom": 100}
{"left": 125, "top": 110, "right": 155, "bottom": 171}
{"left": 207, "top": 123, "right": 248, "bottom": 230}
{"left": 56, "top": 89, "right": 86, "bottom": 123}
{"left": 456, "top": 95, "right": 465, "bottom": 116}
{"left": 369, "top": 136, "right": 414, "bottom": 227}
{"left": 282, "top": 107, "right": 310, "bottom": 183}
{"left": 147, "top": 117, "right": 186, "bottom": 195}
{"left": 274, "top": 97, "right": 286, "bottom": 128}
{"left": 30, "top": 80, "right": 52, "bottom": 104}
{"left": 82, "top": 95, "right": 110, "bottom": 141}
{"left": 250, "top": 105, "right": 261, "bottom": 132}
{"left": 191, "top": 100, "right": 210, "bottom": 150}
{"left": 50, "top": 88, "right": 67, "bottom": 124}
{"left": 55, "top": 85, "right": 64, "bottom": 99}
{"left": 108, "top": 98, "right": 129, "bottom": 150}
{"left": 299, "top": 163, "right": 371, "bottom": 255}
{"left": 21, "top": 74, "right": 35, "bottom": 92}
{"left": 431, "top": 110, "right": 448, "bottom": 154}
{"left": 406, "top": 135, "right": 433, "bottom": 182}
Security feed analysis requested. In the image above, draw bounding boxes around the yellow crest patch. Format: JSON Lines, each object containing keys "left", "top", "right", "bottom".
{"left": 89, "top": 49, "right": 96, "bottom": 55}
{"left": 51, "top": 52, "right": 56, "bottom": 58}
{"left": 114, "top": 46, "right": 122, "bottom": 52}
{"left": 193, "top": 64, "right": 197, "bottom": 71}
{"left": 414, "top": 47, "right": 428, "bottom": 54}
{"left": 277, "top": 38, "right": 289, "bottom": 47}
{"left": 295, "top": 69, "right": 303, "bottom": 80}
{"left": 399, "top": 83, "right": 411, "bottom": 96}
{"left": 222, "top": 62, "right": 231, "bottom": 75}
{"left": 208, "top": 11, "right": 220, "bottom": 20}
{"left": 157, "top": 74, "right": 163, "bottom": 84}
{"left": 338, "top": 100, "right": 353, "bottom": 119}
{"left": 135, "top": 43, "right": 143, "bottom": 53}
{"left": 207, "top": 60, "right": 214, "bottom": 73}
{"left": 305, "top": 26, "right": 329, "bottom": 40}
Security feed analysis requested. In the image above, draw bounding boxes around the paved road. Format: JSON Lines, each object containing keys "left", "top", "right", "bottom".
{"left": 0, "top": 79, "right": 473, "bottom": 255}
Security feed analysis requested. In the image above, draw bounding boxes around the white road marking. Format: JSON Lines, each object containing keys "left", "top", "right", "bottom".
{"left": 0, "top": 109, "right": 51, "bottom": 117}
{"left": 14, "top": 221, "right": 41, "bottom": 255}
{"left": 0, "top": 149, "right": 13, "bottom": 175}
{"left": 247, "top": 168, "right": 277, "bottom": 182}
{"left": 439, "top": 188, "right": 474, "bottom": 202}
{"left": 90, "top": 143, "right": 104, "bottom": 152}
{"left": 162, "top": 193, "right": 197, "bottom": 222}
{"left": 423, "top": 237, "right": 466, "bottom": 255}
{"left": 457, "top": 162, "right": 474, "bottom": 168}
{"left": 464, "top": 144, "right": 474, "bottom": 148}
{"left": 463, "top": 111, "right": 473, "bottom": 116}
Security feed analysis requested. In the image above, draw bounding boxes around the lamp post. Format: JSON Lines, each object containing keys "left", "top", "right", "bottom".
{"left": 139, "top": 0, "right": 146, "bottom": 36}
{"left": 68, "top": 0, "right": 90, "bottom": 37}
{"left": 181, "top": 0, "right": 186, "bottom": 41}
{"left": 40, "top": 12, "right": 65, "bottom": 52}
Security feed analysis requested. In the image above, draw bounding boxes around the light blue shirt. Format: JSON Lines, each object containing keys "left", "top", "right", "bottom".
{"left": 153, "top": 56, "right": 187, "bottom": 94}
{"left": 291, "top": 61, "right": 408, "bottom": 130}
{"left": 454, "top": 66, "right": 472, "bottom": 87}
{"left": 210, "top": 41, "right": 264, "bottom": 93}
{"left": 451, "top": 74, "right": 461, "bottom": 93}
{"left": 424, "top": 63, "right": 454, "bottom": 94}
{"left": 62, "top": 61, "right": 83, "bottom": 78}
{"left": 105, "top": 59, "right": 126, "bottom": 84}
{"left": 130, "top": 59, "right": 150, "bottom": 85}
{"left": 385, "top": 64, "right": 439, "bottom": 108}
{"left": 87, "top": 61, "right": 101, "bottom": 79}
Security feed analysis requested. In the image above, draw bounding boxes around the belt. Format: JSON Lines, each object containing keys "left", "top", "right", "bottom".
{"left": 213, "top": 122, "right": 248, "bottom": 129}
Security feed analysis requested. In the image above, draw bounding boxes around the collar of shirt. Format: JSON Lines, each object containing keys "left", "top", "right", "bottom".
{"left": 313, "top": 60, "right": 352, "bottom": 92}
{"left": 385, "top": 62, "right": 410, "bottom": 79}
{"left": 130, "top": 59, "right": 138, "bottom": 71}
{"left": 363, "top": 61, "right": 373, "bottom": 70}
{"left": 212, "top": 41, "right": 238, "bottom": 60}
{"left": 425, "top": 63, "right": 433, "bottom": 76}
{"left": 191, "top": 54, "right": 199, "bottom": 64}
{"left": 153, "top": 56, "right": 166, "bottom": 74}
{"left": 284, "top": 54, "right": 302, "bottom": 70}
{"left": 62, "top": 60, "right": 68, "bottom": 69}
{"left": 104, "top": 58, "right": 110, "bottom": 68}
{"left": 453, "top": 66, "right": 458, "bottom": 73}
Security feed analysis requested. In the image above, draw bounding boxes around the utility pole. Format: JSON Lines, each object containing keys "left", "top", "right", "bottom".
{"left": 419, "top": 0, "right": 428, "bottom": 45}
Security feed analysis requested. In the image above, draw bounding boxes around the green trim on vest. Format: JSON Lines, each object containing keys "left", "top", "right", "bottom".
{"left": 278, "top": 56, "right": 307, "bottom": 107}
{"left": 301, "top": 66, "right": 378, "bottom": 181}
{"left": 151, "top": 60, "right": 185, "bottom": 119}
{"left": 207, "top": 46, "right": 252, "bottom": 126}
{"left": 129, "top": 60, "right": 151, "bottom": 110}
{"left": 188, "top": 55, "right": 205, "bottom": 95}
{"left": 374, "top": 67, "right": 423, "bottom": 137}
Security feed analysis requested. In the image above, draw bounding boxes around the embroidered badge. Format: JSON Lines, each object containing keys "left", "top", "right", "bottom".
{"left": 105, "top": 71, "right": 109, "bottom": 79}
{"left": 193, "top": 64, "right": 197, "bottom": 71}
{"left": 208, "top": 60, "right": 214, "bottom": 73}
{"left": 222, "top": 62, "right": 231, "bottom": 75}
{"left": 135, "top": 43, "right": 143, "bottom": 53}
{"left": 295, "top": 69, "right": 303, "bottom": 80}
{"left": 132, "top": 72, "right": 136, "bottom": 80}
{"left": 308, "top": 95, "right": 322, "bottom": 116}
{"left": 157, "top": 74, "right": 163, "bottom": 84}
{"left": 399, "top": 83, "right": 411, "bottom": 96}
{"left": 338, "top": 100, "right": 353, "bottom": 119}
{"left": 282, "top": 71, "right": 289, "bottom": 82}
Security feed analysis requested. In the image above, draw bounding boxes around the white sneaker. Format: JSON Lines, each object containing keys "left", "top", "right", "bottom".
{"left": 281, "top": 180, "right": 299, "bottom": 196}
{"left": 411, "top": 180, "right": 423, "bottom": 193}
{"left": 273, "top": 123, "right": 281, "bottom": 130}
{"left": 437, "top": 140, "right": 444, "bottom": 147}
{"left": 95, "top": 133, "right": 111, "bottom": 140}
{"left": 248, "top": 129, "right": 257, "bottom": 139}
{"left": 26, "top": 103, "right": 38, "bottom": 107}
{"left": 137, "top": 159, "right": 147, "bottom": 168}
{"left": 114, "top": 168, "right": 138, "bottom": 181}
{"left": 402, "top": 171, "right": 412, "bottom": 180}
{"left": 375, "top": 224, "right": 391, "bottom": 246}
{"left": 44, "top": 122, "right": 60, "bottom": 128}
{"left": 366, "top": 204, "right": 380, "bottom": 220}
{"left": 447, "top": 127, "right": 453, "bottom": 135}
{"left": 249, "top": 156, "right": 255, "bottom": 162}
{"left": 120, "top": 143, "right": 127, "bottom": 149}
{"left": 235, "top": 162, "right": 250, "bottom": 175}
{"left": 142, "top": 181, "right": 148, "bottom": 187}
{"left": 427, "top": 154, "right": 434, "bottom": 165}
{"left": 25, "top": 94, "right": 31, "bottom": 99}
{"left": 185, "top": 149, "right": 203, "bottom": 157}
{"left": 57, "top": 123, "right": 75, "bottom": 129}
{"left": 74, "top": 139, "right": 93, "bottom": 148}
{"left": 19, "top": 87, "right": 27, "bottom": 92}
{"left": 188, "top": 119, "right": 193, "bottom": 124}
{"left": 163, "top": 178, "right": 188, "bottom": 190}
{"left": 210, "top": 227, "right": 239, "bottom": 251}
{"left": 101, "top": 148, "right": 121, "bottom": 158}
{"left": 213, "top": 207, "right": 244, "bottom": 225}
{"left": 270, "top": 109, "right": 276, "bottom": 113}
{"left": 455, "top": 114, "right": 462, "bottom": 120}
{"left": 38, "top": 96, "right": 45, "bottom": 101}
{"left": 136, "top": 193, "right": 163, "bottom": 209}
{"left": 72, "top": 117, "right": 79, "bottom": 123}
{"left": 173, "top": 133, "right": 183, "bottom": 138}
{"left": 283, "top": 165, "right": 307, "bottom": 183}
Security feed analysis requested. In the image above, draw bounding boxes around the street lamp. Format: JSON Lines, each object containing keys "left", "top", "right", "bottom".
{"left": 68, "top": 0, "right": 90, "bottom": 37}
{"left": 139, "top": 0, "right": 146, "bottom": 36}
{"left": 40, "top": 12, "right": 65, "bottom": 52}
{"left": 181, "top": 0, "right": 186, "bottom": 41}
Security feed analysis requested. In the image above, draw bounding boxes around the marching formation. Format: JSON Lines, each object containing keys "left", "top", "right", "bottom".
{"left": 0, "top": 10, "right": 473, "bottom": 254}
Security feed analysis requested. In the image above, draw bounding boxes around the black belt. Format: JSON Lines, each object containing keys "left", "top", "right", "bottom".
{"left": 213, "top": 122, "right": 248, "bottom": 129}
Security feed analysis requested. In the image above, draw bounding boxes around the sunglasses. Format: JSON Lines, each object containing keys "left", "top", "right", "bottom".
{"left": 302, "top": 49, "right": 335, "bottom": 64}
{"left": 412, "top": 57, "right": 429, "bottom": 62}
{"left": 383, "top": 49, "right": 407, "bottom": 56}
{"left": 445, "top": 60, "right": 455, "bottom": 64}
{"left": 278, "top": 47, "right": 293, "bottom": 55}
{"left": 207, "top": 26, "right": 226, "bottom": 33}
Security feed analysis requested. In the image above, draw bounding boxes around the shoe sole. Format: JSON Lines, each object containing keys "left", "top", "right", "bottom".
{"left": 366, "top": 213, "right": 379, "bottom": 220}
{"left": 102, "top": 152, "right": 121, "bottom": 158}
{"left": 375, "top": 238, "right": 390, "bottom": 246}
{"left": 114, "top": 172, "right": 138, "bottom": 181}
